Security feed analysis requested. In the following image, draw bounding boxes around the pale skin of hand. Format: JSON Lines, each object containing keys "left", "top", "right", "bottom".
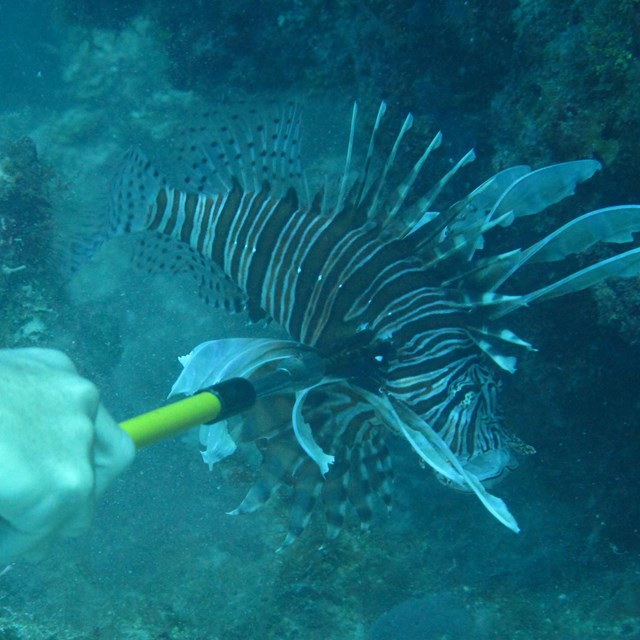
{"left": 0, "top": 348, "right": 135, "bottom": 563}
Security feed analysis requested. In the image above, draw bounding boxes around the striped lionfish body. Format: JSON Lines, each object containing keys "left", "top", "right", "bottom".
{"left": 106, "top": 102, "right": 640, "bottom": 547}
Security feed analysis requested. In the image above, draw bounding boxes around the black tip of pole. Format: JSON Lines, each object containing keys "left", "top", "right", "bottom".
{"left": 206, "top": 377, "right": 256, "bottom": 420}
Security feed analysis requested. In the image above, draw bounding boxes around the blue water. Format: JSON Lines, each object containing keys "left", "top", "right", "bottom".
{"left": 1, "top": 1, "right": 639, "bottom": 639}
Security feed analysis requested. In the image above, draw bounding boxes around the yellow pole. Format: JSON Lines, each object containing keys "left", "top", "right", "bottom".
{"left": 117, "top": 361, "right": 321, "bottom": 449}
{"left": 120, "top": 391, "right": 223, "bottom": 448}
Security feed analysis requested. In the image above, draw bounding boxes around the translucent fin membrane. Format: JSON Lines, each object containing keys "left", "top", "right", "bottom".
{"left": 173, "top": 102, "right": 307, "bottom": 200}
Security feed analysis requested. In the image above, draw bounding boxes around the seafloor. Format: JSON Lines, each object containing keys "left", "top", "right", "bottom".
{"left": 1, "top": 2, "right": 640, "bottom": 639}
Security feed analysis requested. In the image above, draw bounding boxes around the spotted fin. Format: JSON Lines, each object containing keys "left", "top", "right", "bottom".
{"left": 133, "top": 232, "right": 256, "bottom": 315}
{"left": 170, "top": 101, "right": 307, "bottom": 199}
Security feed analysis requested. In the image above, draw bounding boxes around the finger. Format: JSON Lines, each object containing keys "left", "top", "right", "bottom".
{"left": 0, "top": 348, "right": 78, "bottom": 374}
{"left": 58, "top": 373, "right": 101, "bottom": 423}
{"left": 5, "top": 447, "right": 97, "bottom": 536}
{"left": 0, "top": 501, "right": 92, "bottom": 565}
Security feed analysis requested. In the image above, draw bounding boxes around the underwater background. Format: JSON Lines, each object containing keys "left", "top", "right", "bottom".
{"left": 1, "top": 0, "right": 640, "bottom": 638}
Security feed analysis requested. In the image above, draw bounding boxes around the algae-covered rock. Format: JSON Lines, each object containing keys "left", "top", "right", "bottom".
{"left": 0, "top": 137, "right": 57, "bottom": 346}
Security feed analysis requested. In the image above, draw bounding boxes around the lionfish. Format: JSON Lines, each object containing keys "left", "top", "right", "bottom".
{"left": 102, "top": 101, "right": 640, "bottom": 548}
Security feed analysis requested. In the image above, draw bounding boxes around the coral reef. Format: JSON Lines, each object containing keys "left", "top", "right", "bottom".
{"left": 0, "top": 137, "right": 59, "bottom": 347}
{"left": 52, "top": 0, "right": 640, "bottom": 197}
{"left": 491, "top": 0, "right": 640, "bottom": 188}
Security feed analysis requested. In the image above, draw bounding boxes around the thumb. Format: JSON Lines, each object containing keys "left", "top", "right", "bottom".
{"left": 92, "top": 404, "right": 136, "bottom": 497}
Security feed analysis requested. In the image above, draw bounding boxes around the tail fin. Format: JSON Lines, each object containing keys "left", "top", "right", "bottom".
{"left": 109, "top": 148, "right": 167, "bottom": 236}
{"left": 58, "top": 148, "right": 167, "bottom": 275}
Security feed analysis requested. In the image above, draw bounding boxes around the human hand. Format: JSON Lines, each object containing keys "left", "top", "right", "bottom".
{"left": 0, "top": 348, "right": 135, "bottom": 563}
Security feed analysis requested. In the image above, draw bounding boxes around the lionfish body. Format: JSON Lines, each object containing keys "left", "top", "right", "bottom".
{"left": 106, "top": 102, "right": 640, "bottom": 546}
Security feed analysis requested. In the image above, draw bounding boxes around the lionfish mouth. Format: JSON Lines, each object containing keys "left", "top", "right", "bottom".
{"left": 91, "top": 99, "right": 640, "bottom": 548}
